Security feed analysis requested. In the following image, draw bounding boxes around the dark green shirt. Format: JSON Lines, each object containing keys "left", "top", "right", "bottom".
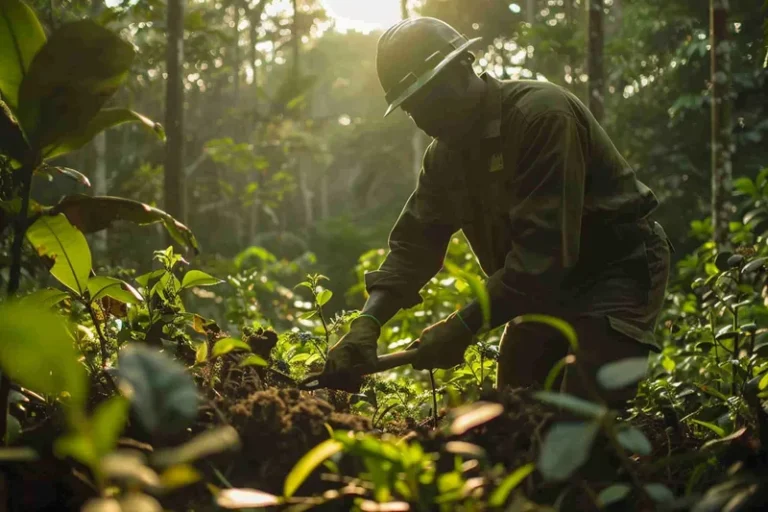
{"left": 365, "top": 73, "right": 660, "bottom": 340}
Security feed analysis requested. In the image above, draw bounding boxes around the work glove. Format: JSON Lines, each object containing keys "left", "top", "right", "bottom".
{"left": 324, "top": 315, "right": 381, "bottom": 376}
{"left": 413, "top": 312, "right": 475, "bottom": 370}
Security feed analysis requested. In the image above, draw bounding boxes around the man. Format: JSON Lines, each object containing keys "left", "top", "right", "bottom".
{"left": 323, "top": 17, "right": 671, "bottom": 407}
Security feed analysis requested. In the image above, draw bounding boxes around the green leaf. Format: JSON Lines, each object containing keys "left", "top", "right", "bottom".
{"left": 212, "top": 338, "right": 252, "bottom": 358}
{"left": 533, "top": 391, "right": 607, "bottom": 419}
{"left": 88, "top": 276, "right": 143, "bottom": 305}
{"left": 597, "top": 357, "right": 649, "bottom": 390}
{"left": 117, "top": 344, "right": 198, "bottom": 436}
{"left": 284, "top": 439, "right": 343, "bottom": 498}
{"left": 26, "top": 213, "right": 91, "bottom": 296}
{"left": 598, "top": 484, "right": 631, "bottom": 506}
{"left": 217, "top": 489, "right": 282, "bottom": 509}
{"left": 689, "top": 419, "right": 726, "bottom": 437}
{"left": 92, "top": 395, "right": 129, "bottom": 458}
{"left": 488, "top": 463, "right": 535, "bottom": 507}
{"left": 195, "top": 343, "right": 208, "bottom": 365}
{"left": 152, "top": 426, "right": 240, "bottom": 467}
{"left": 239, "top": 354, "right": 268, "bottom": 368}
{"left": 644, "top": 483, "right": 675, "bottom": 503}
{"left": 298, "top": 310, "right": 317, "bottom": 320}
{"left": 50, "top": 195, "right": 198, "bottom": 254}
{"left": 760, "top": 372, "right": 768, "bottom": 391}
{"left": 17, "top": 20, "right": 134, "bottom": 149}
{"left": 538, "top": 421, "right": 599, "bottom": 481}
{"left": 616, "top": 426, "right": 652, "bottom": 455}
{"left": 159, "top": 464, "right": 201, "bottom": 490}
{"left": 135, "top": 269, "right": 165, "bottom": 289}
{"left": 43, "top": 108, "right": 164, "bottom": 160}
{"left": 19, "top": 288, "right": 69, "bottom": 308}
{"left": 181, "top": 270, "right": 223, "bottom": 290}
{"left": 316, "top": 289, "right": 332, "bottom": 307}
{"left": 38, "top": 166, "right": 91, "bottom": 187}
{"left": 0, "top": 0, "right": 46, "bottom": 112}
{"left": 0, "top": 301, "right": 86, "bottom": 413}
{"left": 513, "top": 314, "right": 578, "bottom": 351}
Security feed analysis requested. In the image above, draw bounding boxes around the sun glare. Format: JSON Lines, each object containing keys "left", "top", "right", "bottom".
{"left": 322, "top": 0, "right": 402, "bottom": 33}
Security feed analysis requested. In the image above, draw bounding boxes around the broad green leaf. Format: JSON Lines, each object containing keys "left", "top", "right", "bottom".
{"left": 117, "top": 344, "right": 198, "bottom": 436}
{"left": 239, "top": 354, "right": 268, "bottom": 367}
{"left": 284, "top": 439, "right": 343, "bottom": 498}
{"left": 597, "top": 357, "right": 649, "bottom": 390}
{"left": 448, "top": 401, "right": 504, "bottom": 435}
{"left": 26, "top": 213, "right": 91, "bottom": 295}
{"left": 135, "top": 269, "right": 165, "bottom": 289}
{"left": 181, "top": 270, "right": 223, "bottom": 290}
{"left": 488, "top": 463, "right": 535, "bottom": 507}
{"left": 217, "top": 489, "right": 282, "bottom": 509}
{"left": 533, "top": 391, "right": 607, "bottom": 419}
{"left": 0, "top": 301, "right": 86, "bottom": 412}
{"left": 55, "top": 431, "right": 97, "bottom": 468}
{"left": 514, "top": 314, "right": 578, "bottom": 351}
{"left": 37, "top": 166, "right": 91, "bottom": 187}
{"left": 17, "top": 20, "right": 134, "bottom": 149}
{"left": 19, "top": 288, "right": 69, "bottom": 308}
{"left": 598, "top": 484, "right": 631, "bottom": 506}
{"left": 689, "top": 419, "right": 726, "bottom": 437}
{"left": 152, "top": 426, "right": 240, "bottom": 467}
{"left": 0, "top": 0, "right": 46, "bottom": 111}
{"left": 644, "top": 483, "right": 675, "bottom": 503}
{"left": 92, "top": 395, "right": 129, "bottom": 458}
{"left": 51, "top": 195, "right": 198, "bottom": 254}
{"left": 616, "top": 426, "right": 652, "bottom": 455}
{"left": 87, "top": 276, "right": 142, "bottom": 305}
{"left": 538, "top": 421, "right": 599, "bottom": 481}
{"left": 760, "top": 372, "right": 768, "bottom": 391}
{"left": 299, "top": 310, "right": 317, "bottom": 320}
{"left": 316, "top": 289, "right": 332, "bottom": 307}
{"left": 212, "top": 338, "right": 252, "bottom": 358}
{"left": 43, "top": 108, "right": 164, "bottom": 160}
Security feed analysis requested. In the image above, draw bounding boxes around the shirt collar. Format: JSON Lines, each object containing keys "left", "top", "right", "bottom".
{"left": 477, "top": 72, "right": 503, "bottom": 139}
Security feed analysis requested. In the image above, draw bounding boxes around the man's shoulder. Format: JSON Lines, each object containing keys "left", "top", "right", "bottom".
{"left": 498, "top": 79, "right": 586, "bottom": 122}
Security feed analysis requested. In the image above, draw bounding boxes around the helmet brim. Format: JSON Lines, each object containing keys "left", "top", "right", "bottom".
{"left": 383, "top": 37, "right": 483, "bottom": 118}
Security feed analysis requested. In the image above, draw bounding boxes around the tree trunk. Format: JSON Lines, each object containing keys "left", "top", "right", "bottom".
{"left": 164, "top": 0, "right": 186, "bottom": 237}
{"left": 587, "top": 0, "right": 605, "bottom": 123}
{"left": 90, "top": 0, "right": 107, "bottom": 256}
{"left": 233, "top": 0, "right": 241, "bottom": 109}
{"left": 710, "top": 0, "right": 733, "bottom": 245}
{"left": 526, "top": 0, "right": 536, "bottom": 24}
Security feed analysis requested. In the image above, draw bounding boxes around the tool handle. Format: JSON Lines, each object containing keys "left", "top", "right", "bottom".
{"left": 374, "top": 348, "right": 419, "bottom": 372}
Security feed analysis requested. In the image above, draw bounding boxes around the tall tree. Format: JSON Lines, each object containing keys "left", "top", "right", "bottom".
{"left": 587, "top": 0, "right": 605, "bottom": 122}
{"left": 164, "top": 0, "right": 186, "bottom": 239}
{"left": 710, "top": 0, "right": 732, "bottom": 245}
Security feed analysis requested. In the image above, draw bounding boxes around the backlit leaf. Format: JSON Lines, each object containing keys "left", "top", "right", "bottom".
{"left": 316, "top": 289, "right": 332, "bottom": 307}
{"left": 159, "top": 464, "right": 201, "bottom": 490}
{"left": 284, "top": 439, "right": 343, "bottom": 498}
{"left": 217, "top": 488, "right": 282, "bottom": 509}
{"left": 26, "top": 213, "right": 91, "bottom": 296}
{"left": 489, "top": 463, "right": 535, "bottom": 507}
{"left": 514, "top": 314, "right": 578, "bottom": 351}
{"left": 181, "top": 270, "right": 223, "bottom": 290}
{"left": 0, "top": 0, "right": 46, "bottom": 111}
{"left": 88, "top": 276, "right": 142, "bottom": 305}
{"left": 19, "top": 288, "right": 69, "bottom": 308}
{"left": 448, "top": 401, "right": 504, "bottom": 435}
{"left": 212, "top": 338, "right": 251, "bottom": 358}
{"left": 238, "top": 354, "right": 268, "bottom": 367}
{"left": 92, "top": 395, "right": 129, "bottom": 458}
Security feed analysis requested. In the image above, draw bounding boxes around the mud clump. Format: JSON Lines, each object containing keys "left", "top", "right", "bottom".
{"left": 226, "top": 388, "right": 371, "bottom": 493}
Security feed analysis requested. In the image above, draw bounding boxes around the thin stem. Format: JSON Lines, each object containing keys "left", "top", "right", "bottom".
{"left": 429, "top": 370, "right": 438, "bottom": 429}
{"left": 317, "top": 298, "right": 330, "bottom": 360}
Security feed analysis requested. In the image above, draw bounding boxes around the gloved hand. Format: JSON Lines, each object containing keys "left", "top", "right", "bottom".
{"left": 324, "top": 315, "right": 381, "bottom": 376}
{"left": 413, "top": 312, "right": 475, "bottom": 370}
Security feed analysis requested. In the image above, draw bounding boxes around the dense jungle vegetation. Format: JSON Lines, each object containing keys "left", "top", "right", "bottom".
{"left": 0, "top": 0, "right": 767, "bottom": 510}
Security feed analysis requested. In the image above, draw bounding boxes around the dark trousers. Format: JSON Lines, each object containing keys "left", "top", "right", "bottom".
{"left": 495, "top": 221, "right": 671, "bottom": 409}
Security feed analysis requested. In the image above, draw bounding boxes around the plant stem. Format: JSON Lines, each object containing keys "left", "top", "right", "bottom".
{"left": 317, "top": 296, "right": 330, "bottom": 359}
{"left": 2, "top": 167, "right": 34, "bottom": 445}
{"left": 429, "top": 370, "right": 438, "bottom": 429}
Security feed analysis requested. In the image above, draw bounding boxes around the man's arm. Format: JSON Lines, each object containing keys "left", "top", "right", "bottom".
{"left": 362, "top": 145, "right": 457, "bottom": 326}
{"left": 459, "top": 112, "right": 587, "bottom": 332}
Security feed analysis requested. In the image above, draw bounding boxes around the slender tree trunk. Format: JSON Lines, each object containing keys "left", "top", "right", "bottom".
{"left": 711, "top": 0, "right": 733, "bottom": 245}
{"left": 92, "top": 132, "right": 108, "bottom": 255}
{"left": 526, "top": 0, "right": 536, "bottom": 24}
{"left": 165, "top": 0, "right": 186, "bottom": 237}
{"left": 233, "top": 0, "right": 241, "bottom": 109}
{"left": 587, "top": 0, "right": 605, "bottom": 123}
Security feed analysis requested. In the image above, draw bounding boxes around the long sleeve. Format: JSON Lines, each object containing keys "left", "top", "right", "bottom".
{"left": 364, "top": 144, "right": 458, "bottom": 310}
{"left": 461, "top": 112, "right": 587, "bottom": 331}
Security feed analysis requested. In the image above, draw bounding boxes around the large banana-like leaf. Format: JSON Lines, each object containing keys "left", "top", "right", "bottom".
{"left": 0, "top": 0, "right": 46, "bottom": 112}
{"left": 51, "top": 195, "right": 199, "bottom": 254}
{"left": 44, "top": 108, "right": 165, "bottom": 161}
{"left": 17, "top": 20, "right": 134, "bottom": 150}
